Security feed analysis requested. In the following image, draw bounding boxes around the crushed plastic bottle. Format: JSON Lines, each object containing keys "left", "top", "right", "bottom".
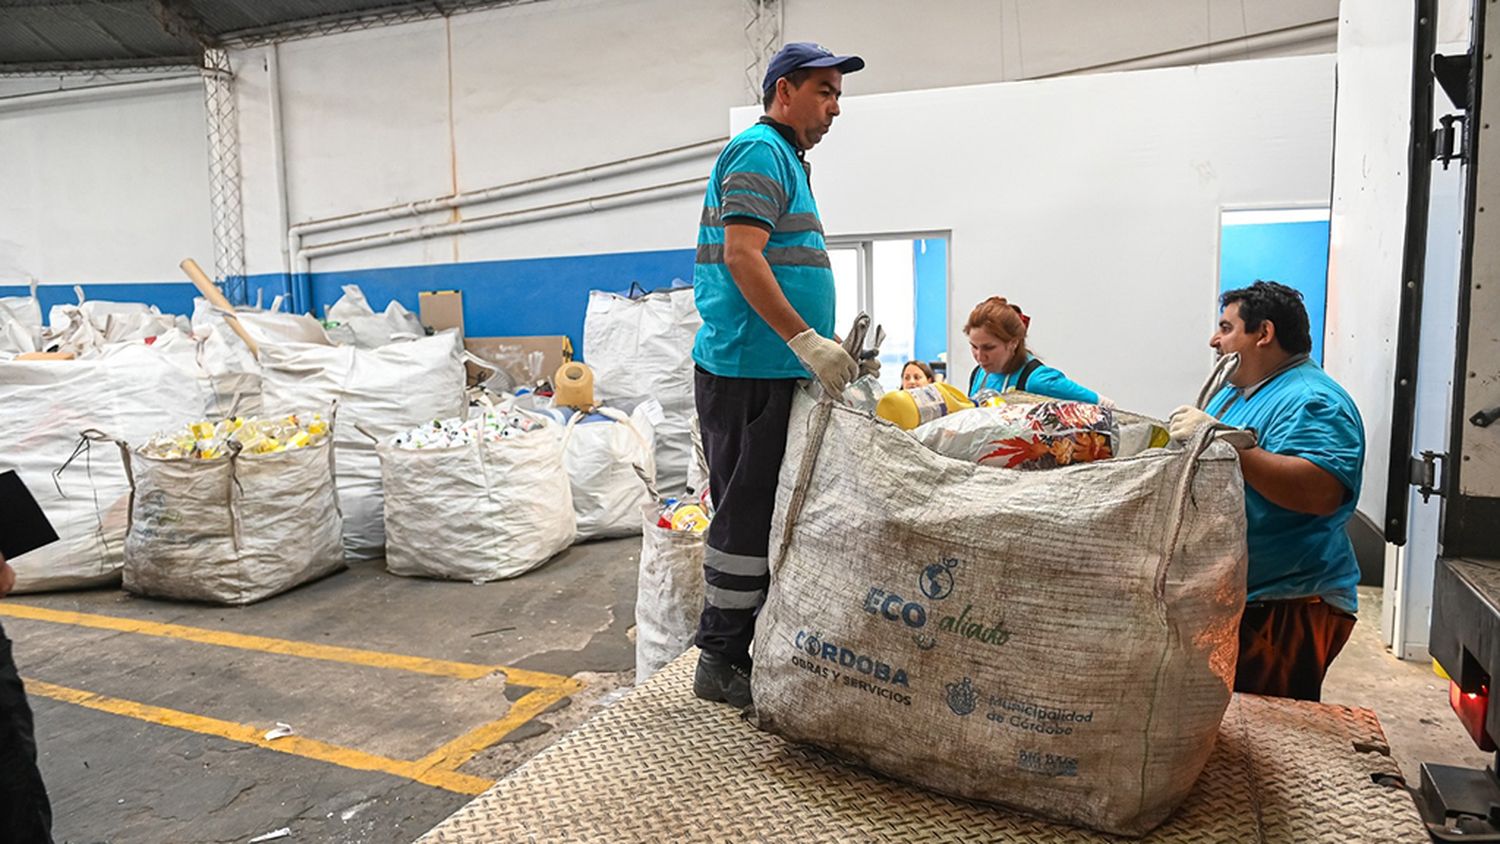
{"left": 655, "top": 494, "right": 712, "bottom": 534}
{"left": 390, "top": 411, "right": 545, "bottom": 449}
{"left": 141, "top": 413, "right": 330, "bottom": 460}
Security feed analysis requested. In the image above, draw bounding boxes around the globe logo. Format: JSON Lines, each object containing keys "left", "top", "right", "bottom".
{"left": 920, "top": 561, "right": 954, "bottom": 601}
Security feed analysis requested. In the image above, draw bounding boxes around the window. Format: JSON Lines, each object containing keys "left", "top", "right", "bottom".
{"left": 827, "top": 234, "right": 950, "bottom": 391}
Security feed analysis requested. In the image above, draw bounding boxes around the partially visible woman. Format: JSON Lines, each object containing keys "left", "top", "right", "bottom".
{"left": 964, "top": 296, "right": 1104, "bottom": 404}
{"left": 901, "top": 360, "right": 936, "bottom": 390}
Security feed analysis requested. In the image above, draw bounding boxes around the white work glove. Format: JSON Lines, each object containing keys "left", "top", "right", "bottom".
{"left": 858, "top": 354, "right": 881, "bottom": 381}
{"left": 1168, "top": 405, "right": 1257, "bottom": 450}
{"left": 789, "top": 328, "right": 859, "bottom": 396}
{"left": 1168, "top": 405, "right": 1215, "bottom": 442}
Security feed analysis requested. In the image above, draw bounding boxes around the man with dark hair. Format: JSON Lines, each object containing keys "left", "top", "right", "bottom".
{"left": 690, "top": 42, "right": 866, "bottom": 708}
{"left": 1169, "top": 280, "right": 1365, "bottom": 701}
{"left": 761, "top": 68, "right": 810, "bottom": 110}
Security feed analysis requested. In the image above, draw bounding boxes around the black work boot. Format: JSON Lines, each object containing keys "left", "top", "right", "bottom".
{"left": 693, "top": 650, "right": 753, "bottom": 709}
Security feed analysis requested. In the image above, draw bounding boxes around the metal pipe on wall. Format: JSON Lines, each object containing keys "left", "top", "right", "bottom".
{"left": 284, "top": 138, "right": 724, "bottom": 312}
{"left": 266, "top": 43, "right": 298, "bottom": 311}
{"left": 299, "top": 177, "right": 707, "bottom": 262}
{"left": 290, "top": 136, "right": 726, "bottom": 237}
{"left": 0, "top": 74, "right": 203, "bottom": 111}
{"left": 1041, "top": 19, "right": 1339, "bottom": 79}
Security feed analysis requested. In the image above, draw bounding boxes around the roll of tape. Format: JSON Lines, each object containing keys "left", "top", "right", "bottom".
{"left": 554, "top": 361, "right": 596, "bottom": 408}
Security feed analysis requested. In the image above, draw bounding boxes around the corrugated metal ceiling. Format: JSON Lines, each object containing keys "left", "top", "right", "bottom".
{"left": 0, "top": 0, "right": 540, "bottom": 73}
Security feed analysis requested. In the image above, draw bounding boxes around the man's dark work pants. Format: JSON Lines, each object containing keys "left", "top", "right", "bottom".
{"left": 1234, "top": 598, "right": 1356, "bottom": 702}
{"left": 0, "top": 619, "right": 53, "bottom": 843}
{"left": 693, "top": 366, "right": 796, "bottom": 667}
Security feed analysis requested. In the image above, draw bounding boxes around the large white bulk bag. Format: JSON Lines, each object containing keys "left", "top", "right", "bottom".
{"left": 106, "top": 424, "right": 344, "bottom": 605}
{"left": 0, "top": 280, "right": 43, "bottom": 356}
{"left": 47, "top": 289, "right": 186, "bottom": 354}
{"left": 583, "top": 286, "right": 700, "bottom": 496}
{"left": 377, "top": 418, "right": 576, "bottom": 581}
{"left": 183, "top": 326, "right": 263, "bottom": 419}
{"left": 751, "top": 390, "right": 1247, "bottom": 837}
{"left": 633, "top": 504, "right": 706, "bottom": 684}
{"left": 196, "top": 297, "right": 334, "bottom": 347}
{"left": 0, "top": 342, "right": 213, "bottom": 592}
{"left": 562, "top": 404, "right": 656, "bottom": 541}
{"left": 322, "top": 284, "right": 425, "bottom": 348}
{"left": 258, "top": 333, "right": 465, "bottom": 559}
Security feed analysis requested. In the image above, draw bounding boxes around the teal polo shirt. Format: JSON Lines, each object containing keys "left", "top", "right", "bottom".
{"left": 692, "top": 121, "right": 836, "bottom": 379}
{"left": 970, "top": 354, "right": 1100, "bottom": 404}
{"left": 1206, "top": 358, "right": 1366, "bottom": 613}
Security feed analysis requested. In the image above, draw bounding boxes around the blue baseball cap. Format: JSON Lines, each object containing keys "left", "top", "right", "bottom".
{"left": 762, "top": 42, "right": 865, "bottom": 95}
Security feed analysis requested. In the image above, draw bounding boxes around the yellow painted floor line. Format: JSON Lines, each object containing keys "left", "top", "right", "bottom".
{"left": 415, "top": 682, "right": 582, "bottom": 773}
{"left": 0, "top": 603, "right": 572, "bottom": 690}
{"left": 25, "top": 679, "right": 495, "bottom": 796}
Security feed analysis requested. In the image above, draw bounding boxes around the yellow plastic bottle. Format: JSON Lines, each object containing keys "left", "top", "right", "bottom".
{"left": 670, "top": 503, "right": 710, "bottom": 533}
{"left": 876, "top": 382, "right": 975, "bottom": 430}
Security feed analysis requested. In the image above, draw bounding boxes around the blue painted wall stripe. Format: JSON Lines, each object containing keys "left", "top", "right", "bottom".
{"left": 1, "top": 248, "right": 697, "bottom": 360}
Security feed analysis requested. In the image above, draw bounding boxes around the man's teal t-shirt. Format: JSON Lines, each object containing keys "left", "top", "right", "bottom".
{"left": 1206, "top": 359, "right": 1366, "bottom": 613}
{"left": 691, "top": 122, "right": 835, "bottom": 379}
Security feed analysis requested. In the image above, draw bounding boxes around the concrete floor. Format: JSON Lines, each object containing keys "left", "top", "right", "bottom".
{"left": 5, "top": 538, "right": 642, "bottom": 844}
{"left": 5, "top": 551, "right": 1492, "bottom": 843}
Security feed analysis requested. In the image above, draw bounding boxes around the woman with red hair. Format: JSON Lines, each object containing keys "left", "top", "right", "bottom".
{"left": 964, "top": 296, "right": 1104, "bottom": 404}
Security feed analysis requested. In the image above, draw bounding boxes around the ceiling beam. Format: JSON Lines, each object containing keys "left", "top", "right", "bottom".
{"left": 151, "top": 0, "right": 218, "bottom": 48}
{"left": 0, "top": 57, "right": 200, "bottom": 76}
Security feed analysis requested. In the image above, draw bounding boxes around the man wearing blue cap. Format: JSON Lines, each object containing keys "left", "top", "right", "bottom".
{"left": 690, "top": 42, "right": 866, "bottom": 709}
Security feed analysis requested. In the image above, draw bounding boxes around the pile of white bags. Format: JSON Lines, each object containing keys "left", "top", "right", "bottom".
{"left": 751, "top": 390, "right": 1247, "bottom": 837}
{"left": 634, "top": 503, "right": 705, "bottom": 683}
{"left": 562, "top": 404, "right": 658, "bottom": 541}
{"left": 194, "top": 296, "right": 333, "bottom": 347}
{"left": 0, "top": 280, "right": 44, "bottom": 357}
{"left": 47, "top": 288, "right": 187, "bottom": 355}
{"left": 377, "top": 410, "right": 576, "bottom": 581}
{"left": 104, "top": 419, "right": 345, "bottom": 605}
{"left": 583, "top": 285, "right": 701, "bottom": 496}
{"left": 259, "top": 332, "right": 466, "bottom": 560}
{"left": 0, "top": 341, "right": 214, "bottom": 593}
{"left": 185, "top": 322, "right": 263, "bottom": 419}
{"left": 322, "top": 284, "right": 425, "bottom": 348}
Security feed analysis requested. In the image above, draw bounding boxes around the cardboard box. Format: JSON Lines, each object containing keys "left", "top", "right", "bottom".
{"left": 464, "top": 335, "right": 573, "bottom": 389}
{"left": 419, "top": 290, "right": 464, "bottom": 338}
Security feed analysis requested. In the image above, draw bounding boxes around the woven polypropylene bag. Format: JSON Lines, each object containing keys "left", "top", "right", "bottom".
{"left": 259, "top": 332, "right": 465, "bottom": 559}
{"left": 377, "top": 424, "right": 576, "bottom": 582}
{"left": 563, "top": 406, "right": 656, "bottom": 541}
{"left": 752, "top": 390, "right": 1247, "bottom": 837}
{"left": 634, "top": 504, "right": 705, "bottom": 684}
{"left": 0, "top": 342, "right": 213, "bottom": 593}
{"left": 115, "top": 431, "right": 345, "bottom": 605}
{"left": 583, "top": 287, "right": 700, "bottom": 496}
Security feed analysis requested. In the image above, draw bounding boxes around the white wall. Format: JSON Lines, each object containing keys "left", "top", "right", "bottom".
{"left": 230, "top": 0, "right": 1341, "bottom": 278}
{"left": 787, "top": 0, "right": 1337, "bottom": 87}
{"left": 0, "top": 77, "right": 213, "bottom": 284}
{"left": 0, "top": 0, "right": 1339, "bottom": 289}
{"left": 234, "top": 0, "right": 750, "bottom": 274}
{"left": 729, "top": 55, "right": 1335, "bottom": 418}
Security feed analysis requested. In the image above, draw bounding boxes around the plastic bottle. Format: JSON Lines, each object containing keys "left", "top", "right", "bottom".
{"left": 876, "top": 382, "right": 975, "bottom": 430}
{"left": 670, "top": 503, "right": 710, "bottom": 533}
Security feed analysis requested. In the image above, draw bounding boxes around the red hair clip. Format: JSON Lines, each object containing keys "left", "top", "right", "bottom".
{"left": 1011, "top": 305, "right": 1031, "bottom": 329}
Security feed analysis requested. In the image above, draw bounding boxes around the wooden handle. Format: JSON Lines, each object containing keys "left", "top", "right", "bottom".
{"left": 179, "top": 258, "right": 259, "bottom": 357}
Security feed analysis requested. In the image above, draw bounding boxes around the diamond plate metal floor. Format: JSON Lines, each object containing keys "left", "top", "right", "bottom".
{"left": 417, "top": 650, "right": 1426, "bottom": 843}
